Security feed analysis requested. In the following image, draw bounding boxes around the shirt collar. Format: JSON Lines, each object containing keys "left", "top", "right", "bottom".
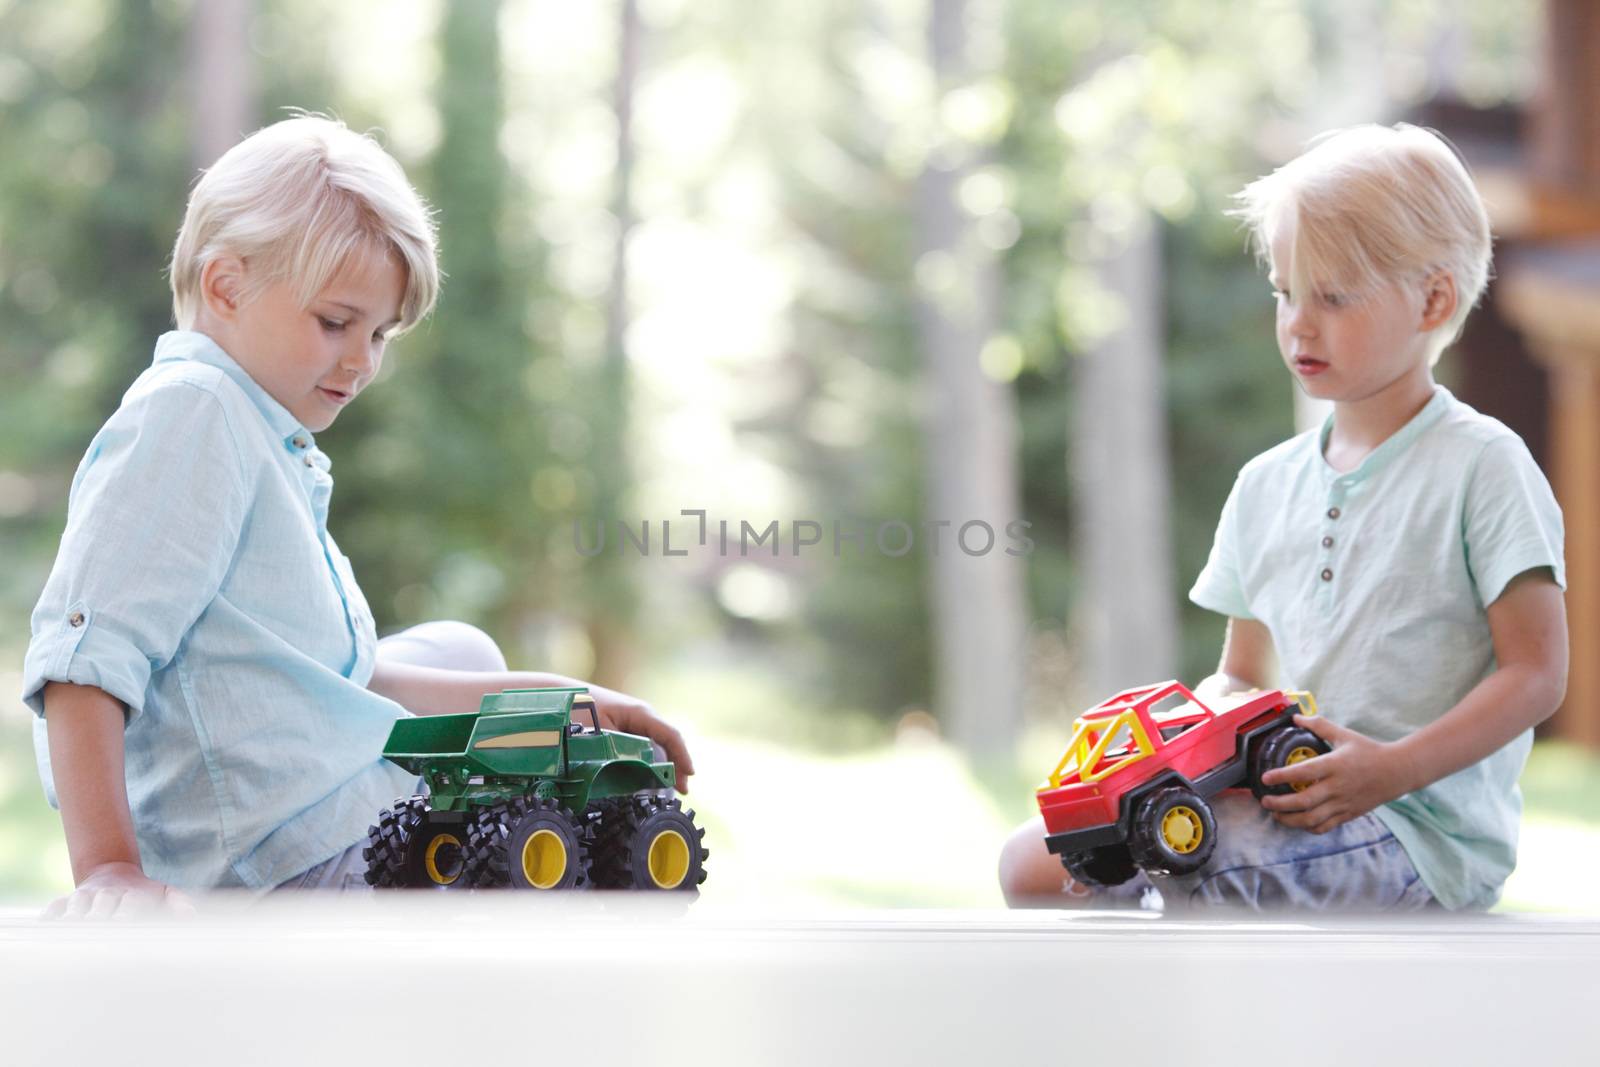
{"left": 1315, "top": 384, "right": 1451, "bottom": 485}
{"left": 152, "top": 330, "right": 314, "bottom": 449}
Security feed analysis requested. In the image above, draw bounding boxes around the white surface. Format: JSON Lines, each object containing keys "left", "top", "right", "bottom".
{"left": 6, "top": 900, "right": 1599, "bottom": 1066}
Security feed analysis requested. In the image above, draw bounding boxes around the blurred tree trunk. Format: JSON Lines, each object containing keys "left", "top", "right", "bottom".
{"left": 425, "top": 0, "right": 548, "bottom": 648}
{"left": 915, "top": 0, "right": 1028, "bottom": 758}
{"left": 587, "top": 0, "right": 641, "bottom": 688}
{"left": 1072, "top": 213, "right": 1178, "bottom": 693}
{"left": 186, "top": 0, "right": 255, "bottom": 171}
{"left": 1293, "top": 0, "right": 1390, "bottom": 434}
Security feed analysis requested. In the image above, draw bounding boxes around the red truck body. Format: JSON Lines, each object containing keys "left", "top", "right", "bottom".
{"left": 1036, "top": 680, "right": 1311, "bottom": 858}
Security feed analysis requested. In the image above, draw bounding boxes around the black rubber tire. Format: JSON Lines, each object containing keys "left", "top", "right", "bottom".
{"left": 587, "top": 796, "right": 708, "bottom": 890}
{"left": 1128, "top": 786, "right": 1217, "bottom": 876}
{"left": 363, "top": 795, "right": 428, "bottom": 888}
{"left": 583, "top": 797, "right": 636, "bottom": 889}
{"left": 463, "top": 802, "right": 510, "bottom": 887}
{"left": 1061, "top": 844, "right": 1139, "bottom": 889}
{"left": 464, "top": 795, "right": 588, "bottom": 890}
{"left": 403, "top": 816, "right": 471, "bottom": 889}
{"left": 1249, "top": 725, "right": 1332, "bottom": 799}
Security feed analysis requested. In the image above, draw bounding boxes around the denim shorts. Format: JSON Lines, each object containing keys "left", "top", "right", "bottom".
{"left": 272, "top": 838, "right": 373, "bottom": 891}
{"left": 1138, "top": 791, "right": 1436, "bottom": 911}
{"left": 271, "top": 775, "right": 429, "bottom": 892}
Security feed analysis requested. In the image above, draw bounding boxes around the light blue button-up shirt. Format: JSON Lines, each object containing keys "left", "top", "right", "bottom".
{"left": 1191, "top": 386, "right": 1565, "bottom": 909}
{"left": 22, "top": 330, "right": 417, "bottom": 889}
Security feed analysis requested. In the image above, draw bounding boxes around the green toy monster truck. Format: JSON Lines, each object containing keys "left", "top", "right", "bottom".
{"left": 362, "top": 686, "right": 708, "bottom": 891}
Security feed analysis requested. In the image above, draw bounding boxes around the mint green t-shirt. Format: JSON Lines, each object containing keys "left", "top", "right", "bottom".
{"left": 1190, "top": 386, "right": 1565, "bottom": 910}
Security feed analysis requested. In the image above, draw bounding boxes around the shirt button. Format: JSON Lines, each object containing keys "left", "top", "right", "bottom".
{"left": 1321, "top": 536, "right": 1334, "bottom": 548}
{"left": 303, "top": 454, "right": 316, "bottom": 468}
{"left": 1327, "top": 507, "right": 1341, "bottom": 520}
{"left": 1320, "top": 568, "right": 1333, "bottom": 582}
{"left": 68, "top": 611, "right": 85, "bottom": 627}
{"left": 292, "top": 435, "right": 308, "bottom": 449}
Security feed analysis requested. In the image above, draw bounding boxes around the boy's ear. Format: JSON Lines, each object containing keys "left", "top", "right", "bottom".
{"left": 199, "top": 256, "right": 247, "bottom": 321}
{"left": 1419, "top": 270, "right": 1458, "bottom": 331}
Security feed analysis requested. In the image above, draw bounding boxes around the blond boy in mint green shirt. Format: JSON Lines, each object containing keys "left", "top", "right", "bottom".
{"left": 1190, "top": 384, "right": 1563, "bottom": 908}
{"left": 1176, "top": 123, "right": 1569, "bottom": 911}
{"left": 998, "top": 124, "right": 1568, "bottom": 911}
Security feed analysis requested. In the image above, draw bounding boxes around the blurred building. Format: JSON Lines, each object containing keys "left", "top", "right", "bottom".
{"left": 1426, "top": 0, "right": 1600, "bottom": 749}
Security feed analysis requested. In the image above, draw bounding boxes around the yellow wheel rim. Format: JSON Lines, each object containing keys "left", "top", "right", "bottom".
{"left": 423, "top": 833, "right": 463, "bottom": 885}
{"left": 520, "top": 828, "right": 568, "bottom": 889}
{"left": 646, "top": 829, "right": 691, "bottom": 889}
{"left": 1161, "top": 806, "right": 1203, "bottom": 854}
{"left": 1286, "top": 746, "right": 1318, "bottom": 792}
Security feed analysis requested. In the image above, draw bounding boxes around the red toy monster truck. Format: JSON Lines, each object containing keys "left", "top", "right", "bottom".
{"left": 1036, "top": 680, "right": 1329, "bottom": 887}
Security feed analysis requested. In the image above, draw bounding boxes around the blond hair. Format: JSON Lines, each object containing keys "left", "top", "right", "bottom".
{"left": 169, "top": 113, "right": 439, "bottom": 335}
{"left": 1231, "top": 123, "right": 1492, "bottom": 364}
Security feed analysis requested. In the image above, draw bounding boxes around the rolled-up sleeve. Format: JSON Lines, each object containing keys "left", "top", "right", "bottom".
{"left": 21, "top": 379, "right": 251, "bottom": 722}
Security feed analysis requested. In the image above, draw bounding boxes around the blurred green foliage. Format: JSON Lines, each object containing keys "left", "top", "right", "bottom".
{"left": 0, "top": 1, "right": 187, "bottom": 627}
{"left": 0, "top": 0, "right": 1542, "bottom": 714}
{"left": 322, "top": 0, "right": 567, "bottom": 666}
{"left": 2, "top": 0, "right": 1581, "bottom": 906}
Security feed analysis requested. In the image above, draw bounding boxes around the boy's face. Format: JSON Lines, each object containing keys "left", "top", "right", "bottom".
{"left": 1268, "top": 228, "right": 1436, "bottom": 407}
{"left": 221, "top": 245, "right": 404, "bottom": 433}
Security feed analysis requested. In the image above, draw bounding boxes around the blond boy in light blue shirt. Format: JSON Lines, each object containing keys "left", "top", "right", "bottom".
{"left": 1000, "top": 124, "right": 1567, "bottom": 911}
{"left": 24, "top": 116, "right": 694, "bottom": 915}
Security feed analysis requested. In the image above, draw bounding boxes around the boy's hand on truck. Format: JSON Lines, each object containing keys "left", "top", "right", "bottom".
{"left": 1258, "top": 714, "right": 1411, "bottom": 834}
{"left": 583, "top": 684, "right": 696, "bottom": 792}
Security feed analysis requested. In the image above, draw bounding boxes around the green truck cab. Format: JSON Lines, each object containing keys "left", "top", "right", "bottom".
{"left": 362, "top": 687, "right": 708, "bottom": 892}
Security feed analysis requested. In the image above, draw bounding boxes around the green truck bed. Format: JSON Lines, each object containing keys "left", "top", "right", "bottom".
{"left": 382, "top": 688, "right": 590, "bottom": 779}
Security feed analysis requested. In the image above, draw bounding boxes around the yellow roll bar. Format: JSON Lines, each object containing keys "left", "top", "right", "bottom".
{"left": 1285, "top": 690, "right": 1319, "bottom": 718}
{"left": 1042, "top": 708, "right": 1154, "bottom": 790}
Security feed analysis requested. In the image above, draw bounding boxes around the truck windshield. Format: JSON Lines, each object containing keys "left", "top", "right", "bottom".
{"left": 572, "top": 701, "right": 601, "bottom": 732}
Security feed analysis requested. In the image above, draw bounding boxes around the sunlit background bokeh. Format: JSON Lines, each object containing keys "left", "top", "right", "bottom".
{"left": 2, "top": 0, "right": 1597, "bottom": 911}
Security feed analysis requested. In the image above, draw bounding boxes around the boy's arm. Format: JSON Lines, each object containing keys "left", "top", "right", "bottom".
{"left": 40, "top": 682, "right": 196, "bottom": 919}
{"left": 1194, "top": 617, "right": 1276, "bottom": 701}
{"left": 367, "top": 662, "right": 695, "bottom": 792}
{"left": 1262, "top": 569, "right": 1567, "bottom": 833}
